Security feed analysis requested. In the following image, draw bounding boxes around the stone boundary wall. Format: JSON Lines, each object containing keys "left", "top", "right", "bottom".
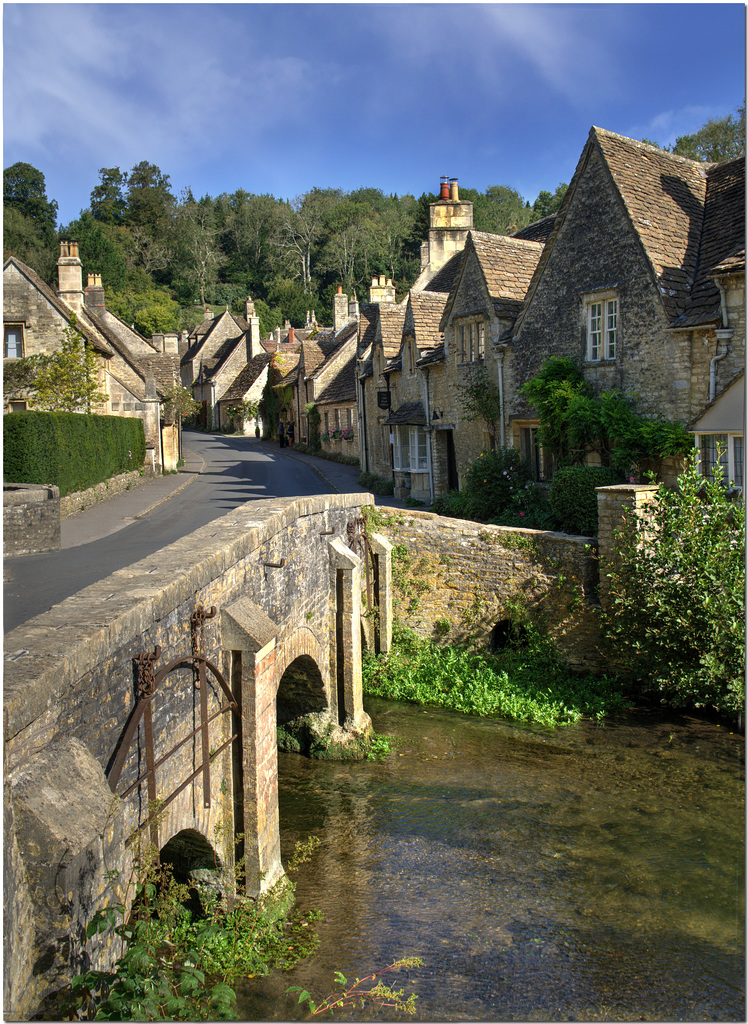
{"left": 372, "top": 507, "right": 602, "bottom": 671}
{"left": 3, "top": 483, "right": 61, "bottom": 555}
{"left": 59, "top": 465, "right": 156, "bottom": 519}
{"left": 3, "top": 490, "right": 372, "bottom": 1020}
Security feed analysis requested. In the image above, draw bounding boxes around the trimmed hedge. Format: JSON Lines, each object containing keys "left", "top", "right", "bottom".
{"left": 548, "top": 464, "right": 624, "bottom": 535}
{"left": 4, "top": 411, "right": 146, "bottom": 497}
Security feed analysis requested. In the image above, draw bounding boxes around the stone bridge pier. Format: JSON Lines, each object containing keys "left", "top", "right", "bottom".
{"left": 3, "top": 493, "right": 392, "bottom": 1020}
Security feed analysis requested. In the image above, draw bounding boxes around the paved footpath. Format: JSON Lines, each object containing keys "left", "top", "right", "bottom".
{"left": 60, "top": 436, "right": 404, "bottom": 549}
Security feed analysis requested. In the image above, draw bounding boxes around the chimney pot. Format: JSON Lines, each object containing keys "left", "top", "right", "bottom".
{"left": 439, "top": 177, "right": 450, "bottom": 200}
{"left": 449, "top": 178, "right": 459, "bottom": 202}
{"left": 337, "top": 284, "right": 343, "bottom": 294}
{"left": 289, "top": 326, "right": 295, "bottom": 344}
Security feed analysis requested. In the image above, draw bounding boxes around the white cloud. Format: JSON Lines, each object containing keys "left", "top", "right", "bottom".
{"left": 627, "top": 106, "right": 724, "bottom": 148}
{"left": 3, "top": 5, "right": 345, "bottom": 178}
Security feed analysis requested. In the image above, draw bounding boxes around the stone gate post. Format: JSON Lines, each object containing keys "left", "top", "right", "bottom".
{"left": 596, "top": 483, "right": 658, "bottom": 609}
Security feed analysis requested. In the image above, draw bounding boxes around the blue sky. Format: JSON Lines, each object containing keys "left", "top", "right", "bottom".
{"left": 3, "top": 3, "right": 745, "bottom": 227}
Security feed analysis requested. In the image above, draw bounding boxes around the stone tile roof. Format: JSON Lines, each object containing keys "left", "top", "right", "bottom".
{"left": 672, "top": 156, "right": 745, "bottom": 328}
{"left": 302, "top": 335, "right": 341, "bottom": 377}
{"left": 384, "top": 400, "right": 427, "bottom": 426}
{"left": 378, "top": 304, "right": 407, "bottom": 359}
{"left": 220, "top": 354, "right": 271, "bottom": 401}
{"left": 4, "top": 256, "right": 113, "bottom": 357}
{"left": 513, "top": 215, "right": 556, "bottom": 243}
{"left": 405, "top": 290, "right": 448, "bottom": 351}
{"left": 423, "top": 251, "right": 463, "bottom": 293}
{"left": 183, "top": 311, "right": 246, "bottom": 364}
{"left": 592, "top": 127, "right": 712, "bottom": 323}
{"left": 417, "top": 343, "right": 445, "bottom": 367}
{"left": 471, "top": 231, "right": 544, "bottom": 303}
{"left": 440, "top": 231, "right": 543, "bottom": 330}
{"left": 358, "top": 304, "right": 380, "bottom": 353}
{"left": 315, "top": 349, "right": 357, "bottom": 406}
{"left": 139, "top": 354, "right": 182, "bottom": 395}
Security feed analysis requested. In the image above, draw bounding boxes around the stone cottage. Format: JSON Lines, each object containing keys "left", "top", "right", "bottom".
{"left": 3, "top": 245, "right": 182, "bottom": 471}
{"left": 505, "top": 127, "right": 746, "bottom": 486}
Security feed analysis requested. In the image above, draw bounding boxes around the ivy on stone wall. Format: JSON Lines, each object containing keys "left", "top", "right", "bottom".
{"left": 521, "top": 357, "right": 693, "bottom": 477}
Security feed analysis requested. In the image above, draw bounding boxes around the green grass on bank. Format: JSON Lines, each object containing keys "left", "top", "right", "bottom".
{"left": 363, "top": 626, "right": 630, "bottom": 728}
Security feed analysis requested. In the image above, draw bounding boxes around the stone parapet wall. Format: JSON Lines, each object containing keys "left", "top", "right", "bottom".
{"left": 3, "top": 491, "right": 373, "bottom": 1021}
{"left": 595, "top": 483, "right": 658, "bottom": 606}
{"left": 4, "top": 483, "right": 61, "bottom": 555}
{"left": 59, "top": 466, "right": 155, "bottom": 518}
{"left": 372, "top": 507, "right": 602, "bottom": 671}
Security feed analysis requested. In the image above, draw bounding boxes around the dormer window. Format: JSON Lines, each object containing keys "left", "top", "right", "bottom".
{"left": 455, "top": 320, "right": 485, "bottom": 364}
{"left": 585, "top": 293, "right": 617, "bottom": 361}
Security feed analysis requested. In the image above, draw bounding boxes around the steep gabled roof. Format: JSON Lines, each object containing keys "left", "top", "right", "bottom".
{"left": 440, "top": 231, "right": 543, "bottom": 330}
{"left": 378, "top": 304, "right": 407, "bottom": 360}
{"left": 315, "top": 349, "right": 357, "bottom": 406}
{"left": 593, "top": 127, "right": 711, "bottom": 323}
{"left": 182, "top": 310, "right": 246, "bottom": 365}
{"left": 220, "top": 354, "right": 271, "bottom": 402}
{"left": 511, "top": 126, "right": 740, "bottom": 338}
{"left": 672, "top": 156, "right": 745, "bottom": 328}
{"left": 422, "top": 250, "right": 463, "bottom": 294}
{"left": 513, "top": 215, "right": 556, "bottom": 244}
{"left": 404, "top": 290, "right": 448, "bottom": 352}
{"left": 3, "top": 255, "right": 113, "bottom": 357}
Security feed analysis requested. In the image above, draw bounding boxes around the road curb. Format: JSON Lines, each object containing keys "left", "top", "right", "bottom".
{"left": 133, "top": 472, "right": 198, "bottom": 519}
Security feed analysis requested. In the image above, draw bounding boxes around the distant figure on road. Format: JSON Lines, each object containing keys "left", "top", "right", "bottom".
{"left": 278, "top": 420, "right": 285, "bottom": 448}
{"left": 287, "top": 421, "right": 295, "bottom": 447}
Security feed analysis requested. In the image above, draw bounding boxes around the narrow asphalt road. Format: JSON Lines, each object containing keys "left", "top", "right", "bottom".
{"left": 4, "top": 431, "right": 382, "bottom": 634}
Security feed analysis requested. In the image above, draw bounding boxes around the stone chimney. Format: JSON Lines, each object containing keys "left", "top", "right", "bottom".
{"left": 288, "top": 326, "right": 295, "bottom": 345}
{"left": 333, "top": 284, "right": 349, "bottom": 333}
{"left": 245, "top": 297, "right": 261, "bottom": 359}
{"left": 413, "top": 176, "right": 473, "bottom": 289}
{"left": 84, "top": 273, "right": 106, "bottom": 317}
{"left": 162, "top": 333, "right": 179, "bottom": 354}
{"left": 369, "top": 275, "right": 396, "bottom": 304}
{"left": 273, "top": 326, "right": 281, "bottom": 349}
{"left": 348, "top": 293, "right": 360, "bottom": 320}
{"left": 58, "top": 240, "right": 84, "bottom": 313}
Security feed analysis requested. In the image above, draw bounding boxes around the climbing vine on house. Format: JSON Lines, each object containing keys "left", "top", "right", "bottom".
{"left": 521, "top": 357, "right": 693, "bottom": 477}
{"left": 258, "top": 356, "right": 292, "bottom": 439}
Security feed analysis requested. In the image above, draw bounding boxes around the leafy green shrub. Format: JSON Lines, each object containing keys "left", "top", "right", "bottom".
{"left": 4, "top": 411, "right": 145, "bottom": 496}
{"left": 603, "top": 455, "right": 744, "bottom": 716}
{"left": 549, "top": 464, "right": 623, "bottom": 535}
{"left": 430, "top": 488, "right": 473, "bottom": 519}
{"left": 461, "top": 447, "right": 532, "bottom": 522}
{"left": 490, "top": 481, "right": 558, "bottom": 530}
{"left": 358, "top": 471, "right": 394, "bottom": 495}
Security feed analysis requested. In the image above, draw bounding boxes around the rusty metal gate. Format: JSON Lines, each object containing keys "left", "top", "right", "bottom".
{"left": 107, "top": 604, "right": 239, "bottom": 850}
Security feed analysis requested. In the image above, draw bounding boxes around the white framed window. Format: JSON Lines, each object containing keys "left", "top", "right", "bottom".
{"left": 585, "top": 295, "right": 617, "bottom": 361}
{"left": 477, "top": 322, "right": 485, "bottom": 360}
{"left": 696, "top": 433, "right": 743, "bottom": 489}
{"left": 4, "top": 323, "right": 24, "bottom": 359}
{"left": 392, "top": 425, "right": 428, "bottom": 472}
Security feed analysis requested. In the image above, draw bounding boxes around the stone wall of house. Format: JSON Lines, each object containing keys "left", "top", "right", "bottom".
{"left": 372, "top": 507, "right": 602, "bottom": 671}
{"left": 3, "top": 483, "right": 61, "bottom": 555}
{"left": 507, "top": 147, "right": 697, "bottom": 424}
{"left": 3, "top": 263, "right": 70, "bottom": 357}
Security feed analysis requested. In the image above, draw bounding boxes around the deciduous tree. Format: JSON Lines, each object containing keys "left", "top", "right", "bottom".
{"left": 31, "top": 314, "right": 108, "bottom": 413}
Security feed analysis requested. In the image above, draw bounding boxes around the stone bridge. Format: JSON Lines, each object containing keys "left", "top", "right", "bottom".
{"left": 3, "top": 491, "right": 394, "bottom": 1020}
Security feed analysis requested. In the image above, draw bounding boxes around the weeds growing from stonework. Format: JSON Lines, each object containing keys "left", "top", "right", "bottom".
{"left": 363, "top": 625, "right": 629, "bottom": 728}
{"left": 59, "top": 832, "right": 322, "bottom": 1021}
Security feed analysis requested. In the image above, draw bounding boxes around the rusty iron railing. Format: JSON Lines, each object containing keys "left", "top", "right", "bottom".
{"left": 108, "top": 605, "right": 239, "bottom": 850}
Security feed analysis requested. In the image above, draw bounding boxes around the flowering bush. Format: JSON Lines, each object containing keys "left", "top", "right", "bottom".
{"left": 461, "top": 447, "right": 533, "bottom": 522}
{"left": 341, "top": 427, "right": 355, "bottom": 441}
{"left": 321, "top": 430, "right": 331, "bottom": 443}
{"left": 603, "top": 454, "right": 744, "bottom": 715}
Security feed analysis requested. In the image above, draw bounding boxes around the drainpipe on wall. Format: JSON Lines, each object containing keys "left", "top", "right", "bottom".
{"left": 710, "top": 282, "right": 733, "bottom": 402}
{"left": 496, "top": 346, "right": 507, "bottom": 448}
{"left": 423, "top": 367, "right": 435, "bottom": 505}
{"left": 359, "top": 376, "right": 369, "bottom": 473}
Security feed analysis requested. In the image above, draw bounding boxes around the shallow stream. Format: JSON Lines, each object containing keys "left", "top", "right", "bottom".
{"left": 237, "top": 700, "right": 745, "bottom": 1021}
